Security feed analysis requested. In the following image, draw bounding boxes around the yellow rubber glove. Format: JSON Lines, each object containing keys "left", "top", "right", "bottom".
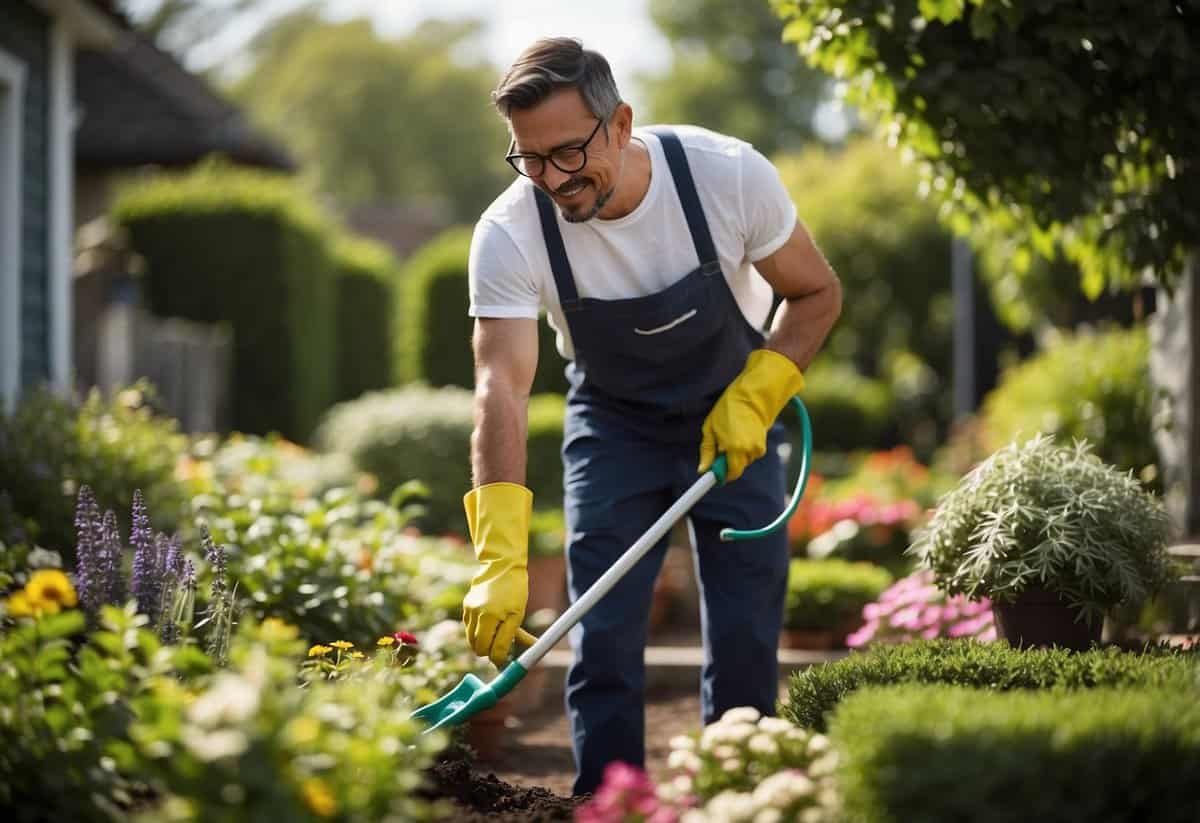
{"left": 462, "top": 482, "right": 532, "bottom": 666}
{"left": 699, "top": 348, "right": 805, "bottom": 483}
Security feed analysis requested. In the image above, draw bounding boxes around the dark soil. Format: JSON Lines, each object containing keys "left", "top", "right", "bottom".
{"left": 421, "top": 685, "right": 716, "bottom": 821}
{"left": 425, "top": 759, "right": 584, "bottom": 822}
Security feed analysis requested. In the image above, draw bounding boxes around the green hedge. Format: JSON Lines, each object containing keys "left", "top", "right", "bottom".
{"left": 397, "top": 227, "right": 569, "bottom": 395}
{"left": 789, "top": 358, "right": 893, "bottom": 452}
{"left": 981, "top": 325, "right": 1155, "bottom": 481}
{"left": 112, "top": 163, "right": 337, "bottom": 441}
{"left": 781, "top": 638, "right": 1197, "bottom": 731}
{"left": 331, "top": 235, "right": 397, "bottom": 404}
{"left": 785, "top": 559, "right": 892, "bottom": 633}
{"left": 831, "top": 684, "right": 1200, "bottom": 823}
{"left": 315, "top": 385, "right": 565, "bottom": 534}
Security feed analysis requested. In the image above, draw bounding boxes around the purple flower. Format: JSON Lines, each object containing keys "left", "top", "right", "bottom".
{"left": 130, "top": 490, "right": 156, "bottom": 611}
{"left": 73, "top": 486, "right": 103, "bottom": 614}
{"left": 99, "top": 509, "right": 125, "bottom": 605}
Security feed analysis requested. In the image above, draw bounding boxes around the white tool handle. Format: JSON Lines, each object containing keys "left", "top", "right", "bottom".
{"left": 516, "top": 470, "right": 718, "bottom": 670}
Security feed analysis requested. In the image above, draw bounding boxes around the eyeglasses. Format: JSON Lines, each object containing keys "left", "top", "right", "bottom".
{"left": 506, "top": 117, "right": 606, "bottom": 178}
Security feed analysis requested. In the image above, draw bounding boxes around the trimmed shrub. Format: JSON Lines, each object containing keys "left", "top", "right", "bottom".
{"left": 789, "top": 358, "right": 893, "bottom": 451}
{"left": 331, "top": 235, "right": 397, "bottom": 404}
{"left": 526, "top": 393, "right": 566, "bottom": 511}
{"left": 781, "top": 638, "right": 1197, "bottom": 732}
{"left": 0, "top": 384, "right": 186, "bottom": 562}
{"left": 980, "top": 325, "right": 1155, "bottom": 481}
{"left": 315, "top": 385, "right": 566, "bottom": 534}
{"left": 112, "top": 162, "right": 337, "bottom": 441}
{"left": 785, "top": 559, "right": 892, "bottom": 634}
{"left": 397, "top": 227, "right": 569, "bottom": 395}
{"left": 831, "top": 684, "right": 1200, "bottom": 823}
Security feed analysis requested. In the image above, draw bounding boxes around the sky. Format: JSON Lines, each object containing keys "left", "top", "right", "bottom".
{"left": 163, "top": 0, "right": 673, "bottom": 114}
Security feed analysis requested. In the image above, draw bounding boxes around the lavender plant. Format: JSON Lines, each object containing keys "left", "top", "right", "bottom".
{"left": 72, "top": 485, "right": 227, "bottom": 654}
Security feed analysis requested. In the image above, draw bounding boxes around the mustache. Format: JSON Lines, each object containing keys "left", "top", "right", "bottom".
{"left": 554, "top": 178, "right": 589, "bottom": 196}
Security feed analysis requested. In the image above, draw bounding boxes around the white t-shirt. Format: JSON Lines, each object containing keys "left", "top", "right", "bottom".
{"left": 467, "top": 125, "right": 797, "bottom": 361}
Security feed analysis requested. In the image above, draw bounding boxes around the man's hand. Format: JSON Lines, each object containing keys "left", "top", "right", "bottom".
{"left": 462, "top": 482, "right": 533, "bottom": 666}
{"left": 699, "top": 348, "right": 804, "bottom": 483}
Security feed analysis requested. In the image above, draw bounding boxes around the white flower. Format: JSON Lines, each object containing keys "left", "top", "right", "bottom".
{"left": 670, "top": 734, "right": 698, "bottom": 752}
{"left": 748, "top": 733, "right": 779, "bottom": 757}
{"left": 668, "top": 749, "right": 702, "bottom": 772}
{"left": 187, "top": 674, "right": 260, "bottom": 727}
{"left": 182, "top": 727, "right": 248, "bottom": 761}
{"left": 702, "top": 720, "right": 757, "bottom": 749}
{"left": 754, "top": 810, "right": 783, "bottom": 823}
{"left": 706, "top": 790, "right": 758, "bottom": 823}
{"left": 808, "top": 752, "right": 840, "bottom": 778}
{"left": 800, "top": 809, "right": 827, "bottom": 823}
{"left": 423, "top": 619, "right": 463, "bottom": 651}
{"left": 806, "top": 734, "right": 831, "bottom": 757}
{"left": 681, "top": 811, "right": 711, "bottom": 823}
{"left": 757, "top": 717, "right": 795, "bottom": 736}
{"left": 721, "top": 706, "right": 762, "bottom": 725}
{"left": 713, "top": 744, "right": 739, "bottom": 760}
{"left": 722, "top": 757, "right": 743, "bottom": 772}
{"left": 753, "top": 770, "right": 814, "bottom": 808}
{"left": 673, "top": 775, "right": 694, "bottom": 795}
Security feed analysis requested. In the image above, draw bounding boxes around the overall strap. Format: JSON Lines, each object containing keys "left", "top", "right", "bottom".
{"left": 645, "top": 128, "right": 721, "bottom": 276}
{"left": 533, "top": 188, "right": 582, "bottom": 311}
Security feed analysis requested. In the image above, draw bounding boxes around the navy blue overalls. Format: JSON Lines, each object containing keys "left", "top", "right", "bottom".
{"left": 533, "top": 129, "right": 790, "bottom": 796}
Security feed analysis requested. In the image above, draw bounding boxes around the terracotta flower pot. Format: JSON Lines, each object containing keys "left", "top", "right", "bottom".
{"left": 992, "top": 587, "right": 1102, "bottom": 651}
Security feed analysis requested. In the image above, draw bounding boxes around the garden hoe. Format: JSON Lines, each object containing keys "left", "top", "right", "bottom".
{"left": 412, "top": 396, "right": 813, "bottom": 734}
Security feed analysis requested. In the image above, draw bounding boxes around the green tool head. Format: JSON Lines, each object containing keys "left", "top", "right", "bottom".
{"left": 411, "top": 661, "right": 527, "bottom": 733}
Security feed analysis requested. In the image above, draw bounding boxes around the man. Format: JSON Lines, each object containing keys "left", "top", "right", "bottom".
{"left": 462, "top": 37, "right": 841, "bottom": 795}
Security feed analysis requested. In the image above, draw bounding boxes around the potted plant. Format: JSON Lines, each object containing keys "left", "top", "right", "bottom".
{"left": 908, "top": 435, "right": 1173, "bottom": 650}
{"left": 783, "top": 558, "right": 893, "bottom": 649}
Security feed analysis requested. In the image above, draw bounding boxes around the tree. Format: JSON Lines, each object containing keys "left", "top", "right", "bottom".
{"left": 642, "top": 0, "right": 832, "bottom": 153}
{"left": 772, "top": 0, "right": 1199, "bottom": 530}
{"left": 229, "top": 16, "right": 511, "bottom": 221}
{"left": 774, "top": 0, "right": 1197, "bottom": 296}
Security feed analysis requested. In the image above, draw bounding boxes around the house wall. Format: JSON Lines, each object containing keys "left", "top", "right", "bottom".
{"left": 0, "top": 1, "right": 50, "bottom": 390}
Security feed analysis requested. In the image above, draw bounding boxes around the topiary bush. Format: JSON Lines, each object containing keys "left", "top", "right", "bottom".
{"left": 980, "top": 325, "right": 1155, "bottom": 482}
{"left": 397, "top": 227, "right": 569, "bottom": 394}
{"left": 316, "top": 385, "right": 566, "bottom": 535}
{"left": 790, "top": 358, "right": 893, "bottom": 452}
{"left": 112, "top": 162, "right": 338, "bottom": 441}
{"left": 831, "top": 684, "right": 1200, "bottom": 823}
{"left": 0, "top": 384, "right": 186, "bottom": 563}
{"left": 785, "top": 559, "right": 893, "bottom": 635}
{"left": 781, "top": 638, "right": 1197, "bottom": 732}
{"left": 331, "top": 235, "right": 397, "bottom": 404}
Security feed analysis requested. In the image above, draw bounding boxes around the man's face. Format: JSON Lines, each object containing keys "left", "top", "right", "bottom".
{"left": 508, "top": 88, "right": 625, "bottom": 223}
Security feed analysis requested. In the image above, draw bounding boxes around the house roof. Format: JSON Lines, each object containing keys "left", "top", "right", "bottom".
{"left": 74, "top": 18, "right": 295, "bottom": 172}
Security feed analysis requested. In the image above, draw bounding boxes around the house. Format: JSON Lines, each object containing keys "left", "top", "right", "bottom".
{"left": 1, "top": 0, "right": 293, "bottom": 415}
{"left": 1, "top": 0, "right": 119, "bottom": 412}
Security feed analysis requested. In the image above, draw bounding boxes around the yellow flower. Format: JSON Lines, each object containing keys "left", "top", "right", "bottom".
{"left": 329, "top": 640, "right": 353, "bottom": 650}
{"left": 376, "top": 636, "right": 395, "bottom": 647}
{"left": 300, "top": 777, "right": 337, "bottom": 818}
{"left": 349, "top": 651, "right": 365, "bottom": 660}
{"left": 307, "top": 645, "right": 332, "bottom": 658}
{"left": 5, "top": 590, "right": 34, "bottom": 618}
{"left": 261, "top": 617, "right": 298, "bottom": 640}
{"left": 26, "top": 570, "right": 77, "bottom": 610}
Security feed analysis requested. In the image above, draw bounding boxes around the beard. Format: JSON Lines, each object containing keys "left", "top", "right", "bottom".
{"left": 557, "top": 178, "right": 616, "bottom": 223}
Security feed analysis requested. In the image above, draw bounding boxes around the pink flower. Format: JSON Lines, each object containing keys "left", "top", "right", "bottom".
{"left": 920, "top": 626, "right": 941, "bottom": 639}
{"left": 847, "top": 622, "right": 878, "bottom": 648}
{"left": 393, "top": 631, "right": 419, "bottom": 645}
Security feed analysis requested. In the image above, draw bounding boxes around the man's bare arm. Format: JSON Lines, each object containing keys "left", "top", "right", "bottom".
{"left": 753, "top": 220, "right": 843, "bottom": 368}
{"left": 470, "top": 317, "right": 540, "bottom": 486}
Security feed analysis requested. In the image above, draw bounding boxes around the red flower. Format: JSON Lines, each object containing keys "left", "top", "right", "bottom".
{"left": 393, "top": 631, "right": 419, "bottom": 645}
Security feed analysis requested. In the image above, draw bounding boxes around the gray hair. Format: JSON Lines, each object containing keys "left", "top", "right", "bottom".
{"left": 492, "top": 37, "right": 622, "bottom": 120}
